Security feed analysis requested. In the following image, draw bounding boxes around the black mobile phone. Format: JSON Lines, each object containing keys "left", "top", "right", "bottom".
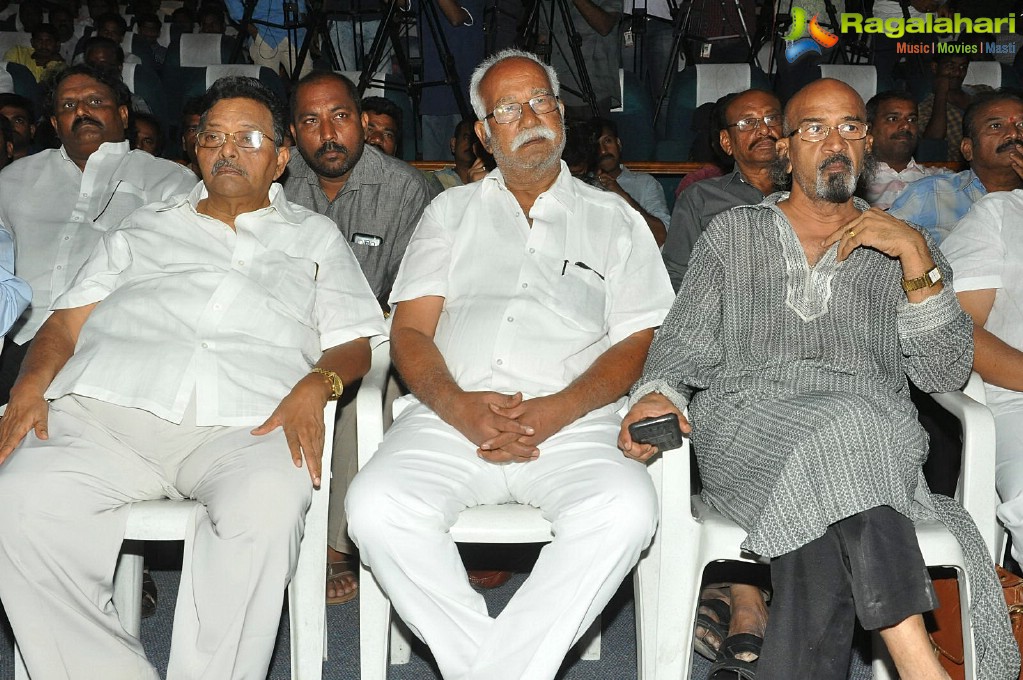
{"left": 628, "top": 413, "right": 684, "bottom": 450}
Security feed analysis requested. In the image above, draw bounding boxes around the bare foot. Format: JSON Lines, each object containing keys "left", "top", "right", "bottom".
{"left": 696, "top": 585, "right": 731, "bottom": 657}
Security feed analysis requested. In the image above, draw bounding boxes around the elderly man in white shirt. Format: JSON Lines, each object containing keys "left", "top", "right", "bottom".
{"left": 0, "top": 63, "right": 197, "bottom": 402}
{"left": 346, "top": 49, "right": 675, "bottom": 680}
{"left": 0, "top": 77, "right": 385, "bottom": 680}
{"left": 942, "top": 189, "right": 1023, "bottom": 571}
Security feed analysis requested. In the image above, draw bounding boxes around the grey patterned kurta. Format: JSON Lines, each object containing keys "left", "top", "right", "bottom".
{"left": 632, "top": 193, "right": 1019, "bottom": 679}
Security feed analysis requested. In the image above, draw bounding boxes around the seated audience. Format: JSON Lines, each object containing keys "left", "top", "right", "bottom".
{"left": 622, "top": 77, "right": 1019, "bottom": 680}
{"left": 562, "top": 117, "right": 601, "bottom": 183}
{"left": 0, "top": 93, "right": 36, "bottom": 161}
{"left": 346, "top": 48, "right": 674, "bottom": 680}
{"left": 81, "top": 37, "right": 153, "bottom": 113}
{"left": 283, "top": 71, "right": 431, "bottom": 605}
{"left": 594, "top": 117, "right": 669, "bottom": 245}
{"left": 133, "top": 12, "right": 167, "bottom": 65}
{"left": 431, "top": 118, "right": 486, "bottom": 190}
{"left": 943, "top": 189, "right": 1023, "bottom": 577}
{"left": 170, "top": 6, "right": 196, "bottom": 37}
{"left": 0, "top": 64, "right": 197, "bottom": 403}
{"left": 131, "top": 111, "right": 164, "bottom": 156}
{"left": 3, "top": 23, "right": 66, "bottom": 83}
{"left": 361, "top": 95, "right": 401, "bottom": 157}
{"left": 0, "top": 75, "right": 384, "bottom": 680}
{"left": 198, "top": 4, "right": 226, "bottom": 33}
{"left": 663, "top": 88, "right": 782, "bottom": 291}
{"left": 0, "top": 114, "right": 12, "bottom": 168}
{"left": 860, "top": 90, "right": 949, "bottom": 210}
{"left": 48, "top": 5, "right": 79, "bottom": 63}
{"left": 890, "top": 90, "right": 1023, "bottom": 242}
{"left": 178, "top": 95, "right": 204, "bottom": 176}
{"left": 920, "top": 50, "right": 991, "bottom": 163}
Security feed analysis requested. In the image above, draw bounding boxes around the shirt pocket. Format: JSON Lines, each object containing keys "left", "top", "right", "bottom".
{"left": 249, "top": 251, "right": 318, "bottom": 324}
{"left": 541, "top": 262, "right": 607, "bottom": 334}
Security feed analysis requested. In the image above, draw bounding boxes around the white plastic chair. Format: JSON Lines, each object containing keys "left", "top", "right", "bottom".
{"left": 356, "top": 337, "right": 687, "bottom": 680}
{"left": 11, "top": 341, "right": 398, "bottom": 680}
{"left": 649, "top": 372, "right": 997, "bottom": 680}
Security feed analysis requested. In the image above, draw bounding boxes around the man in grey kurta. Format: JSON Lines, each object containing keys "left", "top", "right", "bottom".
{"left": 662, "top": 89, "right": 781, "bottom": 291}
{"left": 622, "top": 79, "right": 1018, "bottom": 680}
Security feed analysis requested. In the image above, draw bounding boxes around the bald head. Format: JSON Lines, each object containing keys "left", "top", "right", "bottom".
{"left": 785, "top": 79, "right": 866, "bottom": 133}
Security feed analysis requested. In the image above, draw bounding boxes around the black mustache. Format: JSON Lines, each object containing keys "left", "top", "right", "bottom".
{"left": 71, "top": 116, "right": 102, "bottom": 131}
{"left": 997, "top": 139, "right": 1023, "bottom": 153}
{"left": 749, "top": 135, "right": 778, "bottom": 150}
{"left": 315, "top": 141, "right": 349, "bottom": 158}
{"left": 890, "top": 131, "right": 914, "bottom": 140}
{"left": 819, "top": 153, "right": 853, "bottom": 171}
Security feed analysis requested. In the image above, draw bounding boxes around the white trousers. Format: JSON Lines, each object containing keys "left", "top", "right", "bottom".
{"left": 346, "top": 399, "right": 658, "bottom": 680}
{"left": 248, "top": 33, "right": 313, "bottom": 80}
{"left": 994, "top": 401, "right": 1023, "bottom": 562}
{"left": 0, "top": 395, "right": 312, "bottom": 680}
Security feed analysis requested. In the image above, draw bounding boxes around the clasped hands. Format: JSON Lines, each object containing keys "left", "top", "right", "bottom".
{"left": 445, "top": 390, "right": 574, "bottom": 463}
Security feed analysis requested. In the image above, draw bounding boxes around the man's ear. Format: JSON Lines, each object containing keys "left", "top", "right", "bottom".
{"left": 474, "top": 120, "right": 492, "bottom": 153}
{"left": 273, "top": 144, "right": 290, "bottom": 180}
{"left": 865, "top": 131, "right": 873, "bottom": 155}
{"left": 719, "top": 129, "right": 734, "bottom": 157}
{"left": 118, "top": 104, "right": 129, "bottom": 132}
{"left": 961, "top": 136, "right": 973, "bottom": 162}
{"left": 775, "top": 135, "right": 789, "bottom": 165}
{"left": 449, "top": 137, "right": 456, "bottom": 155}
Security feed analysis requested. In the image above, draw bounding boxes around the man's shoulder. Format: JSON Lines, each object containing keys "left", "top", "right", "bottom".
{"left": 122, "top": 150, "right": 198, "bottom": 188}
{"left": 357, "top": 146, "right": 430, "bottom": 192}
{"left": 963, "top": 187, "right": 1023, "bottom": 220}
{"left": 902, "top": 169, "right": 972, "bottom": 196}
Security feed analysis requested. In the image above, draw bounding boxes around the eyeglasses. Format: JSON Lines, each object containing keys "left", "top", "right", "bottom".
{"left": 788, "top": 121, "right": 869, "bottom": 143}
{"left": 196, "top": 129, "right": 274, "bottom": 150}
{"left": 486, "top": 94, "right": 560, "bottom": 125}
{"left": 727, "top": 114, "right": 782, "bottom": 132}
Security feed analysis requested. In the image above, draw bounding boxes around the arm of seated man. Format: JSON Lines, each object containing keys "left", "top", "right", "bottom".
{"left": 251, "top": 337, "right": 372, "bottom": 487}
{"left": 0, "top": 302, "right": 98, "bottom": 463}
{"left": 390, "top": 295, "right": 535, "bottom": 460}
{"left": 958, "top": 288, "right": 1023, "bottom": 391}
{"left": 480, "top": 328, "right": 658, "bottom": 462}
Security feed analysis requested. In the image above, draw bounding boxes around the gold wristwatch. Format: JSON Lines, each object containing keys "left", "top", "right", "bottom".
{"left": 902, "top": 266, "right": 943, "bottom": 293}
{"left": 311, "top": 368, "right": 344, "bottom": 400}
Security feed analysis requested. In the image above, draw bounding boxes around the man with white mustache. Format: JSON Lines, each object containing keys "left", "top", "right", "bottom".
{"left": 346, "top": 48, "right": 674, "bottom": 680}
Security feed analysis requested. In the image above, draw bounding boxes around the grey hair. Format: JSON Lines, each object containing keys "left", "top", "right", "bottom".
{"left": 469, "top": 48, "right": 560, "bottom": 138}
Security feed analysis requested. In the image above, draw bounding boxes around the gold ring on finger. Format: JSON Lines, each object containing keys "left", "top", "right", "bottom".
{"left": 846, "top": 229, "right": 856, "bottom": 239}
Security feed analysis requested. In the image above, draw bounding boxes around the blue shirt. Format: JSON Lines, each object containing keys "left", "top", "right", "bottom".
{"left": 888, "top": 169, "right": 987, "bottom": 243}
{"left": 0, "top": 225, "right": 29, "bottom": 337}
{"left": 224, "top": 0, "right": 307, "bottom": 49}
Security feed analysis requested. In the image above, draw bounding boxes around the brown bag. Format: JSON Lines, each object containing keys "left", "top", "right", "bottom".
{"left": 929, "top": 566, "right": 1023, "bottom": 680}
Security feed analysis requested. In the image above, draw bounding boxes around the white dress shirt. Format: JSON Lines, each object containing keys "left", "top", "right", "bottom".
{"left": 390, "top": 162, "right": 674, "bottom": 411}
{"left": 0, "top": 140, "right": 198, "bottom": 344}
{"left": 942, "top": 189, "right": 1023, "bottom": 411}
{"left": 863, "top": 157, "right": 949, "bottom": 210}
{"left": 47, "top": 183, "right": 386, "bottom": 426}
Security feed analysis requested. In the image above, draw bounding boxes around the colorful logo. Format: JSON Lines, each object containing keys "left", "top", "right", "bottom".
{"left": 783, "top": 6, "right": 839, "bottom": 63}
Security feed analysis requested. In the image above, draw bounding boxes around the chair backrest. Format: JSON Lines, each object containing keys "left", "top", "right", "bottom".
{"left": 122, "top": 62, "right": 169, "bottom": 125}
{"left": 608, "top": 69, "right": 656, "bottom": 163}
{"left": 963, "top": 60, "right": 1014, "bottom": 89}
{"left": 0, "top": 31, "right": 29, "bottom": 59}
{"left": 166, "top": 33, "right": 233, "bottom": 68}
{"left": 819, "top": 64, "right": 880, "bottom": 103}
{"left": 0, "top": 61, "right": 37, "bottom": 100}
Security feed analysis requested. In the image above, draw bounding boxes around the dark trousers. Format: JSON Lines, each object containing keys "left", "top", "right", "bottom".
{"left": 0, "top": 336, "right": 29, "bottom": 405}
{"left": 757, "top": 506, "right": 937, "bottom": 680}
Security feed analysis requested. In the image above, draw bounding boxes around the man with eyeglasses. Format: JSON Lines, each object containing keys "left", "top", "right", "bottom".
{"left": 621, "top": 77, "right": 1018, "bottom": 679}
{"left": 0, "top": 76, "right": 385, "bottom": 679}
{"left": 890, "top": 90, "right": 1023, "bottom": 243}
{"left": 662, "top": 88, "right": 782, "bottom": 291}
{"left": 593, "top": 116, "right": 669, "bottom": 245}
{"left": 0, "top": 64, "right": 196, "bottom": 405}
{"left": 346, "top": 48, "right": 674, "bottom": 680}
{"left": 860, "top": 90, "right": 950, "bottom": 211}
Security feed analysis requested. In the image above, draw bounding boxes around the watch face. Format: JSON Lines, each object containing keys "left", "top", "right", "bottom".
{"left": 927, "top": 268, "right": 942, "bottom": 284}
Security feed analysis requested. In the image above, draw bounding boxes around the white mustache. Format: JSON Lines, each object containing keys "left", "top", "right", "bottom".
{"left": 510, "top": 126, "right": 556, "bottom": 151}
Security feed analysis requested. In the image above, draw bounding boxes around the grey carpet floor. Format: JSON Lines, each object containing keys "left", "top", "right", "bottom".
{"left": 1, "top": 561, "right": 876, "bottom": 679}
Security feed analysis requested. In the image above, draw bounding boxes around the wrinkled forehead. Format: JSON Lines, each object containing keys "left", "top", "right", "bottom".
{"left": 787, "top": 84, "right": 866, "bottom": 128}
{"left": 480, "top": 58, "right": 553, "bottom": 106}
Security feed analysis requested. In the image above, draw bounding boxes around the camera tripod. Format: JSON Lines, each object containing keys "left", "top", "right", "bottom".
{"left": 520, "top": 0, "right": 599, "bottom": 117}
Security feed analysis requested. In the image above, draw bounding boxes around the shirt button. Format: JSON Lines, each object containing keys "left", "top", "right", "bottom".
{"left": 496, "top": 359, "right": 503, "bottom": 366}
{"left": 237, "top": 260, "right": 245, "bottom": 266}
{"left": 528, "top": 248, "right": 535, "bottom": 254}
{"left": 213, "top": 303, "right": 222, "bottom": 310}
{"left": 71, "top": 216, "right": 81, "bottom": 222}
{"left": 507, "top": 316, "right": 514, "bottom": 322}
{"left": 55, "top": 265, "right": 62, "bottom": 270}
{"left": 201, "top": 342, "right": 209, "bottom": 349}
{"left": 81, "top": 192, "right": 89, "bottom": 198}
{"left": 521, "top": 283, "right": 528, "bottom": 289}
{"left": 63, "top": 236, "right": 70, "bottom": 241}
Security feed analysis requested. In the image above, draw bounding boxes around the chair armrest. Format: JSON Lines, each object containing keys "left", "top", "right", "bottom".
{"left": 931, "top": 374, "right": 1000, "bottom": 563}
{"left": 357, "top": 335, "right": 391, "bottom": 469}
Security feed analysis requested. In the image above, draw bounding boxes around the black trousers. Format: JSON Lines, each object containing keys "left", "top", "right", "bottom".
{"left": 757, "top": 506, "right": 937, "bottom": 680}
{"left": 0, "top": 336, "right": 28, "bottom": 405}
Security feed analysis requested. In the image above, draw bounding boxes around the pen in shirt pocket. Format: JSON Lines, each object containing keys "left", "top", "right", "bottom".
{"left": 561, "top": 260, "right": 605, "bottom": 280}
